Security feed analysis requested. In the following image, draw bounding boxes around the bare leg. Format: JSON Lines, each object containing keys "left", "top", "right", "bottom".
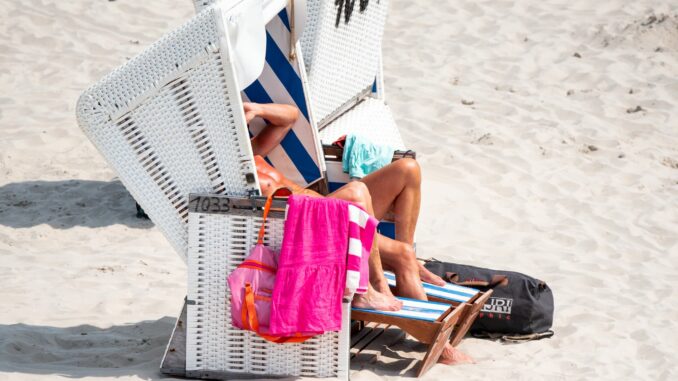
{"left": 327, "top": 182, "right": 401, "bottom": 310}
{"left": 360, "top": 160, "right": 470, "bottom": 364}
{"left": 359, "top": 158, "right": 421, "bottom": 241}
{"left": 378, "top": 236, "right": 426, "bottom": 299}
{"left": 439, "top": 345, "right": 474, "bottom": 365}
{"left": 379, "top": 235, "right": 446, "bottom": 287}
{"left": 360, "top": 159, "right": 445, "bottom": 289}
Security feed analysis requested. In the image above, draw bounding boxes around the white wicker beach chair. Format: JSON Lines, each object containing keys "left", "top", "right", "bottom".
{"left": 77, "top": 1, "right": 346, "bottom": 379}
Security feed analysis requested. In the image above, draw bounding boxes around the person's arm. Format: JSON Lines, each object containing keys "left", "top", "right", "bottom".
{"left": 246, "top": 102, "right": 299, "bottom": 157}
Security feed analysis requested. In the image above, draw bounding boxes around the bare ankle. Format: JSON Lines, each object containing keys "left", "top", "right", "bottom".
{"left": 372, "top": 279, "right": 391, "bottom": 294}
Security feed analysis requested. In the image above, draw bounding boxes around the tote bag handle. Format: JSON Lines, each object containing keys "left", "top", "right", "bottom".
{"left": 256, "top": 187, "right": 292, "bottom": 244}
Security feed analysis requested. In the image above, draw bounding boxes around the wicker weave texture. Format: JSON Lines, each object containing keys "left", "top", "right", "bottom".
{"left": 319, "top": 98, "right": 405, "bottom": 149}
{"left": 186, "top": 211, "right": 343, "bottom": 377}
{"left": 192, "top": 0, "right": 216, "bottom": 12}
{"left": 301, "top": 0, "right": 389, "bottom": 125}
{"left": 76, "top": 8, "right": 259, "bottom": 261}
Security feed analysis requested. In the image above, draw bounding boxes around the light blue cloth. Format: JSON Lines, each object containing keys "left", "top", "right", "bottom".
{"left": 342, "top": 134, "right": 394, "bottom": 179}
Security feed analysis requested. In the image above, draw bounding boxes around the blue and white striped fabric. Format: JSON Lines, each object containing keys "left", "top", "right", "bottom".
{"left": 383, "top": 272, "right": 479, "bottom": 303}
{"left": 243, "top": 9, "right": 323, "bottom": 187}
{"left": 353, "top": 297, "right": 450, "bottom": 322}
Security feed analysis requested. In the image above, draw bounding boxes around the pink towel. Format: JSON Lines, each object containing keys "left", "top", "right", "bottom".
{"left": 269, "top": 195, "right": 377, "bottom": 336}
{"left": 346, "top": 203, "right": 377, "bottom": 294}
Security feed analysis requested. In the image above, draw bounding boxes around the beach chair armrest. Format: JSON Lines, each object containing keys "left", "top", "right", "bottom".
{"left": 322, "top": 144, "right": 416, "bottom": 162}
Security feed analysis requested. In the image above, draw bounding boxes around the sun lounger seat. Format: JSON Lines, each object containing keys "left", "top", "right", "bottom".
{"left": 352, "top": 298, "right": 463, "bottom": 377}
{"left": 384, "top": 271, "right": 494, "bottom": 346}
{"left": 384, "top": 271, "right": 478, "bottom": 304}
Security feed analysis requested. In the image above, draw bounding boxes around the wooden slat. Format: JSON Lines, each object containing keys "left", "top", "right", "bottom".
{"left": 322, "top": 144, "right": 417, "bottom": 162}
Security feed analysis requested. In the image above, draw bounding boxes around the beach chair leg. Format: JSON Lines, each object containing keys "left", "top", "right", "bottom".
{"left": 449, "top": 290, "right": 493, "bottom": 347}
{"left": 337, "top": 299, "right": 352, "bottom": 381}
{"left": 160, "top": 299, "right": 187, "bottom": 377}
{"left": 416, "top": 310, "right": 457, "bottom": 377}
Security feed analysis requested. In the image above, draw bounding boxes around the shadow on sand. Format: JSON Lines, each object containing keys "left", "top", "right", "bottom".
{"left": 0, "top": 317, "right": 175, "bottom": 380}
{"left": 0, "top": 180, "right": 152, "bottom": 229}
{"left": 0, "top": 316, "right": 429, "bottom": 379}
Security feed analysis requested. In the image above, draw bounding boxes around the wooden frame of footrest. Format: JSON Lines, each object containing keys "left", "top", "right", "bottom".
{"left": 429, "top": 290, "right": 494, "bottom": 347}
{"left": 351, "top": 303, "right": 464, "bottom": 377}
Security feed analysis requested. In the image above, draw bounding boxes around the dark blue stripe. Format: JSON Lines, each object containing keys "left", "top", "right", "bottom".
{"left": 372, "top": 78, "right": 377, "bottom": 93}
{"left": 243, "top": 80, "right": 320, "bottom": 184}
{"left": 264, "top": 32, "right": 310, "bottom": 121}
{"left": 377, "top": 221, "right": 395, "bottom": 239}
{"left": 351, "top": 308, "right": 437, "bottom": 322}
{"left": 278, "top": 9, "right": 291, "bottom": 31}
{"left": 244, "top": 79, "right": 273, "bottom": 103}
{"left": 279, "top": 132, "right": 319, "bottom": 183}
{"left": 328, "top": 182, "right": 344, "bottom": 193}
{"left": 384, "top": 271, "right": 477, "bottom": 298}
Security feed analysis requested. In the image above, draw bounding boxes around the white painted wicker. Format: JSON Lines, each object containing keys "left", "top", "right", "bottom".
{"left": 192, "top": 0, "right": 214, "bottom": 12}
{"left": 300, "top": 0, "right": 389, "bottom": 126}
{"left": 186, "top": 195, "right": 349, "bottom": 379}
{"left": 76, "top": 7, "right": 260, "bottom": 261}
{"left": 320, "top": 98, "right": 405, "bottom": 187}
{"left": 319, "top": 98, "right": 405, "bottom": 149}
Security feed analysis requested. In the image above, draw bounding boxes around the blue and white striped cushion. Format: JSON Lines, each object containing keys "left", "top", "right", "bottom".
{"left": 243, "top": 9, "right": 322, "bottom": 187}
{"left": 353, "top": 297, "right": 451, "bottom": 322}
{"left": 383, "top": 271, "right": 478, "bottom": 303}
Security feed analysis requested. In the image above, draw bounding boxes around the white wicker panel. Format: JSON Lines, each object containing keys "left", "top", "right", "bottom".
{"left": 192, "top": 0, "right": 215, "bottom": 12}
{"left": 187, "top": 209, "right": 342, "bottom": 378}
{"left": 326, "top": 161, "right": 350, "bottom": 186}
{"left": 76, "top": 8, "right": 259, "bottom": 261}
{"left": 319, "top": 97, "right": 405, "bottom": 149}
{"left": 301, "top": 0, "right": 389, "bottom": 125}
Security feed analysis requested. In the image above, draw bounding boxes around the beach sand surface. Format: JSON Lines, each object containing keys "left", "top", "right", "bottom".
{"left": 1, "top": 0, "right": 677, "bottom": 380}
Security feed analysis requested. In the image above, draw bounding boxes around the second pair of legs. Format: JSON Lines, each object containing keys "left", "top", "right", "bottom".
{"left": 328, "top": 158, "right": 445, "bottom": 309}
{"left": 326, "top": 158, "right": 473, "bottom": 365}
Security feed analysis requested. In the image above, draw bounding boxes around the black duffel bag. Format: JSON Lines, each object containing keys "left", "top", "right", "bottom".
{"left": 424, "top": 258, "right": 554, "bottom": 339}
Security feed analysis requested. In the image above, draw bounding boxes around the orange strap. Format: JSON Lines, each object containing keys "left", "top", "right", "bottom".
{"left": 244, "top": 283, "right": 259, "bottom": 332}
{"left": 243, "top": 283, "right": 312, "bottom": 344}
{"left": 257, "top": 187, "right": 292, "bottom": 244}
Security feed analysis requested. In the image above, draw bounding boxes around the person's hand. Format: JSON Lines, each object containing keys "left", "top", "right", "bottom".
{"left": 243, "top": 102, "right": 261, "bottom": 124}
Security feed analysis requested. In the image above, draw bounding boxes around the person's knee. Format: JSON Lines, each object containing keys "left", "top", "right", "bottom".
{"left": 343, "top": 181, "right": 371, "bottom": 208}
{"left": 396, "top": 158, "right": 421, "bottom": 184}
{"left": 392, "top": 243, "right": 418, "bottom": 274}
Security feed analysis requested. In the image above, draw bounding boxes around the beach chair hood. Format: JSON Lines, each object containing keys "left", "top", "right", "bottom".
{"left": 222, "top": 0, "right": 267, "bottom": 88}
{"left": 76, "top": 5, "right": 264, "bottom": 261}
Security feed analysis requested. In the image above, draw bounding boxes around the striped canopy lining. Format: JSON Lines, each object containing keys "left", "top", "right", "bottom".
{"left": 383, "top": 272, "right": 479, "bottom": 303}
{"left": 243, "top": 9, "right": 322, "bottom": 187}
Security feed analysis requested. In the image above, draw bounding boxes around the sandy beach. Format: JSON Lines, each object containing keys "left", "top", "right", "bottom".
{"left": 1, "top": 0, "right": 677, "bottom": 380}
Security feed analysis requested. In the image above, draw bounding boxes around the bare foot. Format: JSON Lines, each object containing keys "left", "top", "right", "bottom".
{"left": 353, "top": 287, "right": 403, "bottom": 311}
{"left": 418, "top": 263, "right": 446, "bottom": 286}
{"left": 438, "top": 344, "right": 474, "bottom": 365}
